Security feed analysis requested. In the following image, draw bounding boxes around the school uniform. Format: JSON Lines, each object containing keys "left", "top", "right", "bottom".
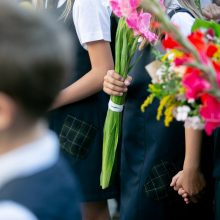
{"left": 0, "top": 131, "right": 81, "bottom": 220}
{"left": 120, "top": 6, "right": 214, "bottom": 220}
{"left": 214, "top": 128, "right": 220, "bottom": 220}
{"left": 49, "top": 0, "right": 118, "bottom": 201}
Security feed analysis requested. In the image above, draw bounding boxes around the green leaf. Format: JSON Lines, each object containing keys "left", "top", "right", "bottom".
{"left": 192, "top": 19, "right": 220, "bottom": 37}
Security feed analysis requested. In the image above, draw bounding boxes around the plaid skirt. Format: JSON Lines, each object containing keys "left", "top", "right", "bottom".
{"left": 48, "top": 92, "right": 119, "bottom": 201}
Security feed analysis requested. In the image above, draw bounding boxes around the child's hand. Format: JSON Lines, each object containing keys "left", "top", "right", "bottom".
{"left": 170, "top": 171, "right": 190, "bottom": 204}
{"left": 171, "top": 169, "right": 206, "bottom": 204}
{"left": 103, "top": 70, "right": 132, "bottom": 96}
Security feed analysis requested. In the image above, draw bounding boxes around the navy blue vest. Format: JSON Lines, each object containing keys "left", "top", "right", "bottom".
{"left": 0, "top": 156, "right": 81, "bottom": 220}
{"left": 214, "top": 128, "right": 220, "bottom": 178}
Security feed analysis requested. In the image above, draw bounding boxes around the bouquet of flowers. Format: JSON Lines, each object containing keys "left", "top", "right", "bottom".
{"left": 140, "top": 0, "right": 220, "bottom": 135}
{"left": 100, "top": 0, "right": 162, "bottom": 189}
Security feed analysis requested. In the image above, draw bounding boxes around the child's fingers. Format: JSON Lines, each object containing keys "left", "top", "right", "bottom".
{"left": 124, "top": 76, "right": 132, "bottom": 86}
{"left": 170, "top": 173, "right": 179, "bottom": 187}
{"left": 103, "top": 87, "right": 123, "bottom": 96}
{"left": 107, "top": 70, "right": 124, "bottom": 81}
{"left": 104, "top": 75, "right": 125, "bottom": 88}
{"left": 184, "top": 198, "right": 190, "bottom": 204}
{"left": 182, "top": 193, "right": 188, "bottom": 198}
{"left": 178, "top": 188, "right": 185, "bottom": 196}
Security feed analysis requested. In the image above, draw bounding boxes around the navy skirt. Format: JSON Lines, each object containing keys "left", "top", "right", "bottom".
{"left": 49, "top": 92, "right": 119, "bottom": 201}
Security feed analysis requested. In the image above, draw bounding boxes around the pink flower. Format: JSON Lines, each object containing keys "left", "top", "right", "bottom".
{"left": 126, "top": 11, "right": 139, "bottom": 33}
{"left": 129, "top": 0, "right": 141, "bottom": 9}
{"left": 200, "top": 94, "right": 220, "bottom": 135}
{"left": 174, "top": 57, "right": 189, "bottom": 66}
{"left": 182, "top": 68, "right": 211, "bottom": 99}
{"left": 126, "top": 11, "right": 157, "bottom": 42}
{"left": 110, "top": 0, "right": 123, "bottom": 17}
{"left": 120, "top": 0, "right": 135, "bottom": 16}
{"left": 111, "top": 0, "right": 158, "bottom": 42}
{"left": 110, "top": 0, "right": 141, "bottom": 17}
{"left": 138, "top": 12, "right": 157, "bottom": 42}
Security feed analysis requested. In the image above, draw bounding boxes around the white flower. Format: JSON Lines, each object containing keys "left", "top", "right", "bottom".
{"left": 188, "top": 99, "right": 195, "bottom": 104}
{"left": 168, "top": 53, "right": 175, "bottom": 60}
{"left": 138, "top": 36, "right": 143, "bottom": 43}
{"left": 176, "top": 94, "right": 185, "bottom": 101}
{"left": 175, "top": 106, "right": 191, "bottom": 121}
{"left": 156, "top": 68, "right": 164, "bottom": 78}
{"left": 184, "top": 116, "right": 204, "bottom": 130}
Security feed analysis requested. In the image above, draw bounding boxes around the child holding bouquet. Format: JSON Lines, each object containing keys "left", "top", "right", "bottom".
{"left": 170, "top": 1, "right": 220, "bottom": 220}
{"left": 103, "top": 0, "right": 214, "bottom": 219}
{"left": 34, "top": 0, "right": 118, "bottom": 219}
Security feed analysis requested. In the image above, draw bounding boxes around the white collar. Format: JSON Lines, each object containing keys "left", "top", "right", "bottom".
{"left": 165, "top": 0, "right": 181, "bottom": 13}
{"left": 0, "top": 131, "right": 59, "bottom": 189}
{"left": 44, "top": 0, "right": 66, "bottom": 8}
{"left": 57, "top": 0, "right": 67, "bottom": 8}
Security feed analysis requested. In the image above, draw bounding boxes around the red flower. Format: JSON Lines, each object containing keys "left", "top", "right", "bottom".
{"left": 182, "top": 68, "right": 211, "bottom": 99}
{"left": 200, "top": 94, "right": 220, "bottom": 135}
{"left": 206, "top": 28, "right": 215, "bottom": 40}
{"left": 187, "top": 31, "right": 206, "bottom": 51}
{"left": 206, "top": 43, "right": 218, "bottom": 57}
{"left": 212, "top": 61, "right": 220, "bottom": 88}
{"left": 162, "top": 34, "right": 180, "bottom": 49}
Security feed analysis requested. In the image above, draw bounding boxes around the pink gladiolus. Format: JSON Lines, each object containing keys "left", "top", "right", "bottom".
{"left": 200, "top": 94, "right": 220, "bottom": 135}
{"left": 182, "top": 69, "right": 211, "bottom": 99}
{"left": 110, "top": 0, "right": 141, "bottom": 17}
{"left": 138, "top": 12, "right": 157, "bottom": 42}
{"left": 129, "top": 0, "right": 141, "bottom": 9}
{"left": 110, "top": 0, "right": 123, "bottom": 17}
{"left": 126, "top": 11, "right": 139, "bottom": 33}
{"left": 126, "top": 11, "right": 157, "bottom": 42}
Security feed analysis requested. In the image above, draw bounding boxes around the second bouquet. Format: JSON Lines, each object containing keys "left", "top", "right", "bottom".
{"left": 100, "top": 0, "right": 160, "bottom": 189}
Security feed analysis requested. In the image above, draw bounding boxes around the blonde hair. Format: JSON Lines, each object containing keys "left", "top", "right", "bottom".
{"left": 32, "top": 0, "right": 72, "bottom": 20}
{"left": 177, "top": 0, "right": 203, "bottom": 19}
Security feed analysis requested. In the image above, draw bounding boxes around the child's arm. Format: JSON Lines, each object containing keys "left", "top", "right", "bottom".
{"left": 171, "top": 128, "right": 206, "bottom": 202}
{"left": 51, "top": 40, "right": 114, "bottom": 109}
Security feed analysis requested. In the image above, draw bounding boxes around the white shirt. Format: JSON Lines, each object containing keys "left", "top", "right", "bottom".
{"left": 171, "top": 12, "right": 195, "bottom": 36}
{"left": 166, "top": 0, "right": 195, "bottom": 37}
{"left": 73, "top": 0, "right": 111, "bottom": 48}
{"left": 0, "top": 131, "right": 60, "bottom": 220}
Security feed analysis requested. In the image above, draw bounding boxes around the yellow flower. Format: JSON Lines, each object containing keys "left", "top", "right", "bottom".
{"left": 156, "top": 95, "right": 170, "bottom": 120}
{"left": 164, "top": 105, "right": 175, "bottom": 127}
{"left": 141, "top": 94, "right": 155, "bottom": 112}
{"left": 161, "top": 49, "right": 184, "bottom": 63}
{"left": 213, "top": 47, "right": 220, "bottom": 62}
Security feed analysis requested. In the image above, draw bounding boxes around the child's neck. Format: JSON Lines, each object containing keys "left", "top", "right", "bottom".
{"left": 0, "top": 120, "right": 47, "bottom": 155}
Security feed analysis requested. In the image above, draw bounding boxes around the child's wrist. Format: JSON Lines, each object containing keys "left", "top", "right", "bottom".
{"left": 183, "top": 164, "right": 200, "bottom": 172}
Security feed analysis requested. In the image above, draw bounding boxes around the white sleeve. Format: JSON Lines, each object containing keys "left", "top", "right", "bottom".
{"left": 171, "top": 12, "right": 195, "bottom": 37}
{"left": 0, "top": 201, "right": 38, "bottom": 220}
{"left": 73, "top": 0, "right": 111, "bottom": 48}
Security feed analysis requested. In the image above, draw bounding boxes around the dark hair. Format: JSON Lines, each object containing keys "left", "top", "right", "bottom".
{"left": 0, "top": 0, "right": 73, "bottom": 118}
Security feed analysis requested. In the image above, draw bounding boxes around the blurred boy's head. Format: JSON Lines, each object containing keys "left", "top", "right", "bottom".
{"left": 0, "top": 0, "right": 72, "bottom": 132}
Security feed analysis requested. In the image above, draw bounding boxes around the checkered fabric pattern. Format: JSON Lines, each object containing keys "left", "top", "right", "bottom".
{"left": 144, "top": 160, "right": 178, "bottom": 201}
{"left": 60, "top": 115, "right": 97, "bottom": 160}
